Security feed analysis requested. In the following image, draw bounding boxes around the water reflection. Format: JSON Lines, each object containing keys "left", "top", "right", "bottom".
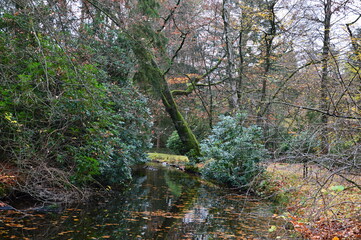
{"left": 0, "top": 163, "right": 287, "bottom": 239}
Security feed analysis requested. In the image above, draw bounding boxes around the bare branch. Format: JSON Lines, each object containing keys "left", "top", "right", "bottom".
{"left": 170, "top": 56, "right": 225, "bottom": 96}
{"left": 164, "top": 31, "right": 187, "bottom": 76}
{"left": 157, "top": 0, "right": 182, "bottom": 33}
{"left": 270, "top": 101, "right": 361, "bottom": 120}
{"left": 86, "top": 0, "right": 122, "bottom": 28}
{"left": 261, "top": 60, "right": 322, "bottom": 116}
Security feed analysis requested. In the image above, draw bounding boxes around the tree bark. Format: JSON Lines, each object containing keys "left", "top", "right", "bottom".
{"left": 257, "top": 0, "right": 277, "bottom": 125}
{"left": 160, "top": 79, "right": 201, "bottom": 157}
{"left": 132, "top": 41, "right": 201, "bottom": 157}
{"left": 320, "top": 0, "right": 332, "bottom": 153}
{"left": 222, "top": 0, "right": 238, "bottom": 109}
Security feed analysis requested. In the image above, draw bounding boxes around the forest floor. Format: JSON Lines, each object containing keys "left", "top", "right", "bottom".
{"left": 267, "top": 163, "right": 361, "bottom": 240}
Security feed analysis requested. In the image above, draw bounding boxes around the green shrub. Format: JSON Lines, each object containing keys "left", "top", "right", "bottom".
{"left": 0, "top": 18, "right": 152, "bottom": 195}
{"left": 200, "top": 113, "right": 267, "bottom": 188}
{"left": 166, "top": 131, "right": 186, "bottom": 154}
{"left": 283, "top": 130, "right": 320, "bottom": 155}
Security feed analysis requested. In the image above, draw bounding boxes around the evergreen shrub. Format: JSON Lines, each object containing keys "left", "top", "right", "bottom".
{"left": 166, "top": 131, "right": 186, "bottom": 155}
{"left": 200, "top": 113, "right": 267, "bottom": 188}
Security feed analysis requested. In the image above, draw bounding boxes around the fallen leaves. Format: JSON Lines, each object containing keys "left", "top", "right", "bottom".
{"left": 291, "top": 217, "right": 361, "bottom": 240}
{"left": 5, "top": 223, "right": 24, "bottom": 228}
{"left": 267, "top": 163, "right": 361, "bottom": 239}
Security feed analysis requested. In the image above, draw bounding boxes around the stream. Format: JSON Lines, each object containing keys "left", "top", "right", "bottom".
{"left": 0, "top": 163, "right": 294, "bottom": 239}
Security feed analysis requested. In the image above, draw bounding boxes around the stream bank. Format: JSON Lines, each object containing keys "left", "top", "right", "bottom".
{"left": 0, "top": 162, "right": 298, "bottom": 239}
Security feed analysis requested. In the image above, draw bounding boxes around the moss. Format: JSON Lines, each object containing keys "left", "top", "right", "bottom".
{"left": 148, "top": 153, "right": 189, "bottom": 165}
{"left": 131, "top": 32, "right": 201, "bottom": 157}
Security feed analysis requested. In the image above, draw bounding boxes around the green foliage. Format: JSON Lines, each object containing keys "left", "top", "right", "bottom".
{"left": 166, "top": 117, "right": 210, "bottom": 155}
{"left": 148, "top": 152, "right": 189, "bottom": 164}
{"left": 79, "top": 28, "right": 134, "bottom": 85}
{"left": 200, "top": 113, "right": 267, "bottom": 188}
{"left": 166, "top": 131, "right": 187, "bottom": 154}
{"left": 329, "top": 185, "right": 345, "bottom": 192}
{"left": 94, "top": 86, "right": 152, "bottom": 185}
{"left": 263, "top": 125, "right": 292, "bottom": 154}
{"left": 281, "top": 130, "right": 320, "bottom": 154}
{"left": 137, "top": 0, "right": 160, "bottom": 17}
{"left": 0, "top": 12, "right": 152, "bottom": 194}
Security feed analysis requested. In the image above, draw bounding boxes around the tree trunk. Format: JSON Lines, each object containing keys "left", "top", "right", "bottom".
{"left": 320, "top": 0, "right": 332, "bottom": 153}
{"left": 257, "top": 1, "right": 276, "bottom": 125}
{"left": 161, "top": 87, "right": 200, "bottom": 157}
{"left": 237, "top": 28, "right": 244, "bottom": 107}
{"left": 132, "top": 41, "right": 201, "bottom": 157}
{"left": 222, "top": 0, "right": 239, "bottom": 109}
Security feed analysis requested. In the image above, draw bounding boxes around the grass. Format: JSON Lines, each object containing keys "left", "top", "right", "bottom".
{"left": 147, "top": 152, "right": 189, "bottom": 165}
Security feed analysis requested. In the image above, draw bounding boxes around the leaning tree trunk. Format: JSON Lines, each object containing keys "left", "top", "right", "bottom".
{"left": 132, "top": 41, "right": 201, "bottom": 157}
{"left": 160, "top": 76, "right": 201, "bottom": 157}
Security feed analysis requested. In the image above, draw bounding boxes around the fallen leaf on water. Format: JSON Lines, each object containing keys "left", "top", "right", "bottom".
{"left": 5, "top": 223, "right": 24, "bottom": 228}
{"left": 58, "top": 230, "right": 74, "bottom": 235}
{"left": 23, "top": 227, "right": 38, "bottom": 230}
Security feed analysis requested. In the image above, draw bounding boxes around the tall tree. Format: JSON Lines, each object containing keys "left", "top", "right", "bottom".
{"left": 257, "top": 0, "right": 278, "bottom": 124}
{"left": 222, "top": 0, "right": 238, "bottom": 109}
{"left": 320, "top": 0, "right": 332, "bottom": 153}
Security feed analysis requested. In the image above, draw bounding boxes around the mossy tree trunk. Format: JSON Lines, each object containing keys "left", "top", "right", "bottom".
{"left": 160, "top": 82, "right": 200, "bottom": 157}
{"left": 132, "top": 40, "right": 201, "bottom": 157}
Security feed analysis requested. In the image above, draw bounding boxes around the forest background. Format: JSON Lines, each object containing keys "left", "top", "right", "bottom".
{"left": 0, "top": 0, "right": 360, "bottom": 238}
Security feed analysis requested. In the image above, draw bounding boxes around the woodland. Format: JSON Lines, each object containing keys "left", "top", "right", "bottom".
{"left": 0, "top": 0, "right": 361, "bottom": 239}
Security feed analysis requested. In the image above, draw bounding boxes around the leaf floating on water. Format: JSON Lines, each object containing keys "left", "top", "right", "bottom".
{"left": 5, "top": 223, "right": 24, "bottom": 228}
{"left": 125, "top": 218, "right": 138, "bottom": 222}
{"left": 66, "top": 208, "right": 81, "bottom": 212}
{"left": 23, "top": 227, "right": 38, "bottom": 230}
{"left": 58, "top": 230, "right": 75, "bottom": 235}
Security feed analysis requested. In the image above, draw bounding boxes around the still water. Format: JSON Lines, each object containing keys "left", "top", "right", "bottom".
{"left": 0, "top": 163, "right": 290, "bottom": 239}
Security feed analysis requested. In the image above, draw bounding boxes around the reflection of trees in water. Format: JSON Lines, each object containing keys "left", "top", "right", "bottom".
{"left": 0, "top": 164, "right": 286, "bottom": 239}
